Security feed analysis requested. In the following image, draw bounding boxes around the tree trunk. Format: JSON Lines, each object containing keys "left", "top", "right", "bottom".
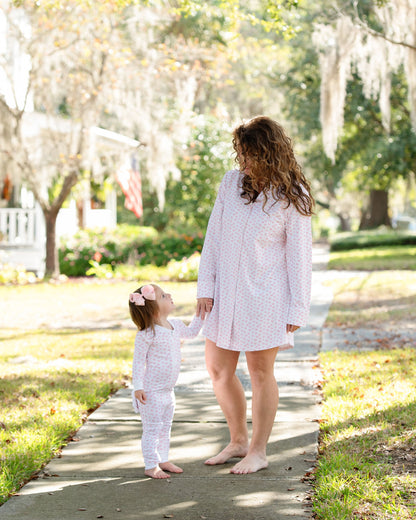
{"left": 337, "top": 213, "right": 351, "bottom": 231}
{"left": 76, "top": 198, "right": 84, "bottom": 229}
{"left": 359, "top": 189, "right": 391, "bottom": 229}
{"left": 44, "top": 209, "right": 59, "bottom": 278}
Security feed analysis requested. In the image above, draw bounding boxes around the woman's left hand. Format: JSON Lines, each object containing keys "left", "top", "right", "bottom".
{"left": 286, "top": 324, "right": 300, "bottom": 333}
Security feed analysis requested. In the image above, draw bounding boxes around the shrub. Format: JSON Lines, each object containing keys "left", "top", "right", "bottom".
{"left": 330, "top": 229, "right": 416, "bottom": 251}
{"left": 59, "top": 224, "right": 158, "bottom": 276}
{"left": 113, "top": 263, "right": 169, "bottom": 281}
{"left": 0, "top": 263, "right": 39, "bottom": 285}
{"left": 142, "top": 233, "right": 204, "bottom": 267}
{"left": 167, "top": 252, "right": 200, "bottom": 281}
{"left": 59, "top": 224, "right": 205, "bottom": 276}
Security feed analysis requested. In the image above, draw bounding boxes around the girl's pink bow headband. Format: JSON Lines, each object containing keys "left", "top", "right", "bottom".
{"left": 129, "top": 285, "right": 156, "bottom": 306}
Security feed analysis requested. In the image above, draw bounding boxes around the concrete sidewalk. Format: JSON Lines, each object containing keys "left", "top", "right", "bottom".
{"left": 0, "top": 246, "right": 332, "bottom": 520}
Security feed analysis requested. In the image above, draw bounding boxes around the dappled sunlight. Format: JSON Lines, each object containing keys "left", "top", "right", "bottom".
{"left": 19, "top": 477, "right": 121, "bottom": 497}
{"left": 143, "top": 500, "right": 199, "bottom": 515}
{"left": 325, "top": 271, "right": 416, "bottom": 328}
{"left": 233, "top": 491, "right": 277, "bottom": 507}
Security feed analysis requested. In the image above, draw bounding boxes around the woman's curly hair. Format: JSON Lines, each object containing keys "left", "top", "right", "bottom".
{"left": 232, "top": 116, "right": 314, "bottom": 216}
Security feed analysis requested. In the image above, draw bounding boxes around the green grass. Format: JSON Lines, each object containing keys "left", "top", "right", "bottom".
{"left": 314, "top": 348, "right": 416, "bottom": 519}
{"left": 0, "top": 328, "right": 135, "bottom": 504}
{"left": 324, "top": 271, "right": 416, "bottom": 328}
{"left": 328, "top": 245, "right": 416, "bottom": 271}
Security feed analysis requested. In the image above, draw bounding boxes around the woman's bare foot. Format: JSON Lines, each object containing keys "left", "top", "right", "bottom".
{"left": 144, "top": 465, "right": 170, "bottom": 479}
{"left": 204, "top": 443, "right": 249, "bottom": 465}
{"left": 159, "top": 462, "right": 183, "bottom": 473}
{"left": 230, "top": 452, "right": 268, "bottom": 474}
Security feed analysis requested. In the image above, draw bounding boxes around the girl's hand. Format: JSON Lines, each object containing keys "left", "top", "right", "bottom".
{"left": 286, "top": 324, "right": 300, "bottom": 333}
{"left": 134, "top": 390, "right": 146, "bottom": 404}
{"left": 196, "top": 298, "right": 213, "bottom": 320}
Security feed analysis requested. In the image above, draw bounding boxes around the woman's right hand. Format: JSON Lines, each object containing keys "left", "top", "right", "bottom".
{"left": 134, "top": 389, "right": 146, "bottom": 404}
{"left": 196, "top": 298, "right": 214, "bottom": 320}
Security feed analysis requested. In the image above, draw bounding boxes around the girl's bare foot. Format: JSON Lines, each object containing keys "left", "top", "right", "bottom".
{"left": 144, "top": 466, "right": 170, "bottom": 479}
{"left": 159, "top": 462, "right": 183, "bottom": 473}
{"left": 204, "top": 443, "right": 249, "bottom": 465}
{"left": 230, "top": 453, "right": 268, "bottom": 474}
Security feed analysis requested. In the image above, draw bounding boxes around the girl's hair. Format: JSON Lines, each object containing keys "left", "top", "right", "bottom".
{"left": 129, "top": 285, "right": 159, "bottom": 332}
{"left": 232, "top": 116, "right": 314, "bottom": 216}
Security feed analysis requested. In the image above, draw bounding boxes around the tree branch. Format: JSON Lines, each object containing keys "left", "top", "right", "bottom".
{"left": 51, "top": 170, "right": 79, "bottom": 214}
{"left": 353, "top": 0, "right": 416, "bottom": 51}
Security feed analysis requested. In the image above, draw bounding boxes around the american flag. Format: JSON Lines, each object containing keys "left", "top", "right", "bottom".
{"left": 116, "top": 154, "right": 143, "bottom": 219}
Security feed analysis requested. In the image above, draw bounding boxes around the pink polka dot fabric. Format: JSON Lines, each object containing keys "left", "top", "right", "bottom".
{"left": 131, "top": 316, "right": 203, "bottom": 469}
{"left": 132, "top": 316, "right": 203, "bottom": 398}
{"left": 197, "top": 170, "right": 312, "bottom": 352}
{"left": 138, "top": 389, "right": 175, "bottom": 469}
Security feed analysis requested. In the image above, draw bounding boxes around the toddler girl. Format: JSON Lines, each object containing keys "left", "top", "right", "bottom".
{"left": 129, "top": 283, "right": 203, "bottom": 479}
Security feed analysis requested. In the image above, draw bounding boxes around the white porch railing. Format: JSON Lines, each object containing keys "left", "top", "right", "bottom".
{"left": 0, "top": 207, "right": 44, "bottom": 246}
{"left": 0, "top": 205, "right": 46, "bottom": 274}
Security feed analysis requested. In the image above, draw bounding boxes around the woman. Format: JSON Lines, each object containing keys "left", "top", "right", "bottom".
{"left": 196, "top": 116, "right": 314, "bottom": 474}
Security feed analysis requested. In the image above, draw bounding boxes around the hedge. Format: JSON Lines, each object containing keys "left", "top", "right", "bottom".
{"left": 330, "top": 229, "right": 416, "bottom": 252}
{"left": 59, "top": 224, "right": 204, "bottom": 277}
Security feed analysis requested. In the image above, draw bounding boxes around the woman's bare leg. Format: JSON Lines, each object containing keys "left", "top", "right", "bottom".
{"left": 204, "top": 339, "right": 249, "bottom": 464}
{"left": 230, "top": 348, "right": 279, "bottom": 474}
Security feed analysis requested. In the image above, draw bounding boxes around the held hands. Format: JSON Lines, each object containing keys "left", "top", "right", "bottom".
{"left": 195, "top": 300, "right": 298, "bottom": 333}
{"left": 286, "top": 324, "right": 300, "bottom": 333}
{"left": 196, "top": 298, "right": 213, "bottom": 320}
{"left": 134, "top": 389, "right": 146, "bottom": 404}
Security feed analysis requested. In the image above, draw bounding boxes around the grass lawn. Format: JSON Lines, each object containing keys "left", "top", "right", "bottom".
{"left": 315, "top": 269, "right": 416, "bottom": 519}
{"left": 315, "top": 348, "right": 416, "bottom": 519}
{"left": 328, "top": 245, "right": 416, "bottom": 271}
{"left": 0, "top": 280, "right": 198, "bottom": 329}
{"left": 0, "top": 280, "right": 198, "bottom": 505}
{"left": 323, "top": 271, "right": 416, "bottom": 328}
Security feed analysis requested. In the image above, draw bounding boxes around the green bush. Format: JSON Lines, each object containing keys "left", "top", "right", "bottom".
{"left": 59, "top": 224, "right": 205, "bottom": 276}
{"left": 330, "top": 229, "right": 416, "bottom": 251}
{"left": 166, "top": 252, "right": 200, "bottom": 281}
{"left": 113, "top": 263, "right": 169, "bottom": 281}
{"left": 59, "top": 224, "right": 158, "bottom": 276}
{"left": 87, "top": 254, "right": 201, "bottom": 282}
{"left": 141, "top": 232, "right": 204, "bottom": 267}
{"left": 0, "top": 263, "right": 39, "bottom": 285}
